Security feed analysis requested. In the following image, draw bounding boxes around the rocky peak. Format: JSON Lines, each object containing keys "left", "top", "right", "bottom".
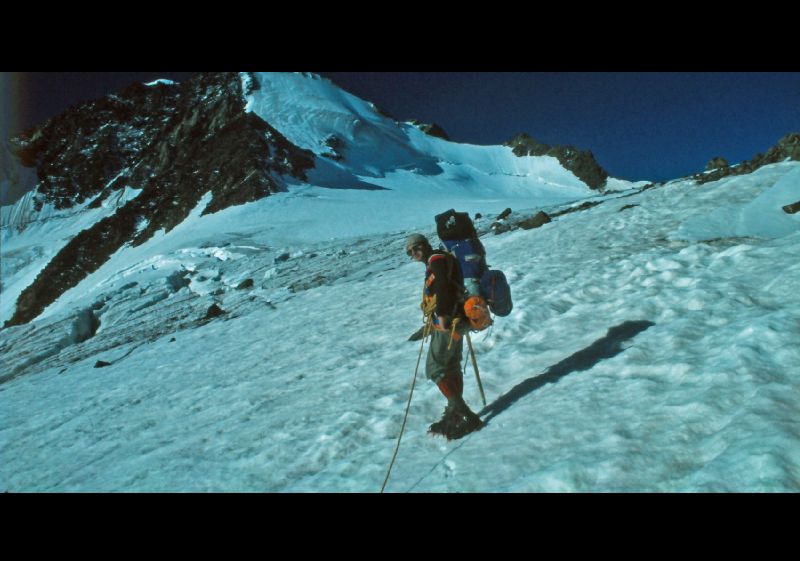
{"left": 706, "top": 156, "right": 729, "bottom": 171}
{"left": 505, "top": 133, "right": 550, "bottom": 157}
{"left": 505, "top": 133, "right": 609, "bottom": 190}
{"left": 408, "top": 120, "right": 450, "bottom": 141}
{"left": 776, "top": 132, "right": 800, "bottom": 152}
{"left": 10, "top": 79, "right": 183, "bottom": 210}
{"left": 5, "top": 72, "right": 315, "bottom": 327}
{"left": 695, "top": 132, "right": 800, "bottom": 185}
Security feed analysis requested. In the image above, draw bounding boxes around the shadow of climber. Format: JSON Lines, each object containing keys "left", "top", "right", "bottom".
{"left": 479, "top": 320, "right": 655, "bottom": 425}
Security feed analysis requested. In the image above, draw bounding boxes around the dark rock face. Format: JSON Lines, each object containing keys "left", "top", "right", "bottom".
{"left": 5, "top": 72, "right": 315, "bottom": 327}
{"left": 10, "top": 81, "right": 183, "bottom": 210}
{"left": 409, "top": 120, "right": 450, "bottom": 141}
{"left": 706, "top": 156, "right": 729, "bottom": 171}
{"left": 775, "top": 133, "right": 800, "bottom": 160}
{"left": 419, "top": 123, "right": 450, "bottom": 141}
{"left": 322, "top": 135, "right": 345, "bottom": 160}
{"left": 492, "top": 210, "right": 551, "bottom": 234}
{"left": 695, "top": 133, "right": 800, "bottom": 185}
{"left": 236, "top": 278, "right": 255, "bottom": 290}
{"left": 784, "top": 201, "right": 800, "bottom": 214}
{"left": 206, "top": 304, "right": 226, "bottom": 319}
{"left": 10, "top": 209, "right": 142, "bottom": 327}
{"left": 551, "top": 200, "right": 603, "bottom": 217}
{"left": 505, "top": 133, "right": 609, "bottom": 190}
{"left": 519, "top": 211, "right": 551, "bottom": 230}
{"left": 506, "top": 133, "right": 550, "bottom": 157}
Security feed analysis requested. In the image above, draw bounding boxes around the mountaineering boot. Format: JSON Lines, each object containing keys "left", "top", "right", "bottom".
{"left": 428, "top": 396, "right": 483, "bottom": 440}
{"left": 428, "top": 401, "right": 458, "bottom": 437}
{"left": 443, "top": 397, "right": 483, "bottom": 440}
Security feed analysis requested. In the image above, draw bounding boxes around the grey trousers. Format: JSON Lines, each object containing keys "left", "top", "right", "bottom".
{"left": 425, "top": 324, "right": 469, "bottom": 383}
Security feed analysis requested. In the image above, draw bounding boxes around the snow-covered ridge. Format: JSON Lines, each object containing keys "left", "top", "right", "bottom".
{"left": 243, "top": 72, "right": 398, "bottom": 155}
{"left": 242, "top": 72, "right": 634, "bottom": 193}
{"left": 243, "top": 72, "right": 436, "bottom": 178}
{"left": 1, "top": 184, "right": 144, "bottom": 323}
{"left": 1, "top": 183, "right": 141, "bottom": 235}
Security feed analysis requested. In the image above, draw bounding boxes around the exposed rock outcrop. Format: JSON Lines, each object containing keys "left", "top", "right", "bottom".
{"left": 497, "top": 208, "right": 512, "bottom": 221}
{"left": 519, "top": 211, "right": 551, "bottom": 230}
{"left": 505, "top": 133, "right": 609, "bottom": 190}
{"left": 695, "top": 133, "right": 800, "bottom": 185}
{"left": 409, "top": 121, "right": 450, "bottom": 141}
{"left": 322, "top": 135, "right": 345, "bottom": 160}
{"left": 205, "top": 304, "right": 226, "bottom": 319}
{"left": 236, "top": 278, "right": 255, "bottom": 290}
{"left": 492, "top": 210, "right": 552, "bottom": 235}
{"left": 5, "top": 72, "right": 315, "bottom": 327}
{"left": 784, "top": 201, "right": 800, "bottom": 215}
{"left": 706, "top": 157, "right": 729, "bottom": 171}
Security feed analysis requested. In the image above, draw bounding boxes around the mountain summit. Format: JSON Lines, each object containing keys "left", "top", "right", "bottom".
{"left": 3, "top": 72, "right": 627, "bottom": 327}
{"left": 5, "top": 72, "right": 315, "bottom": 326}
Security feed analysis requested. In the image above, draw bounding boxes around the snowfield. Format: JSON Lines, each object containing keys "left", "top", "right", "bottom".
{"left": 1, "top": 73, "right": 798, "bottom": 492}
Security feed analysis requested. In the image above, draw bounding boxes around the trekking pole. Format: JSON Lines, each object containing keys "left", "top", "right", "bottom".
{"left": 381, "top": 316, "right": 431, "bottom": 493}
{"left": 466, "top": 333, "right": 486, "bottom": 407}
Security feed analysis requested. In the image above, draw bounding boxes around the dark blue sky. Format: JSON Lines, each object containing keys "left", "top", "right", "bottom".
{"left": 4, "top": 72, "right": 800, "bottom": 183}
{"left": 319, "top": 72, "right": 800, "bottom": 182}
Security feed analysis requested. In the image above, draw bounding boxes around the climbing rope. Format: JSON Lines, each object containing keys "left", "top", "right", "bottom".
{"left": 380, "top": 313, "right": 432, "bottom": 493}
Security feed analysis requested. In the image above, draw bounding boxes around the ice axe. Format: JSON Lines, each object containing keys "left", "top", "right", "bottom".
{"left": 466, "top": 333, "right": 486, "bottom": 408}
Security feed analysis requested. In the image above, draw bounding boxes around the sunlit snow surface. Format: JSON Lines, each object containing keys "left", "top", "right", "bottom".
{"left": 1, "top": 73, "right": 798, "bottom": 491}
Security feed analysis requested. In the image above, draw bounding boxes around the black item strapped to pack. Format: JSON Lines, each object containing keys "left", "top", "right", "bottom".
{"left": 436, "top": 209, "right": 481, "bottom": 242}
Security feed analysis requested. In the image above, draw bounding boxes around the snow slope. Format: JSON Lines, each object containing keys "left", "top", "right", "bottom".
{"left": 0, "top": 184, "right": 142, "bottom": 322}
{"left": 1, "top": 72, "right": 797, "bottom": 492}
{"left": 245, "top": 72, "right": 604, "bottom": 197}
{"left": 1, "top": 156, "right": 798, "bottom": 492}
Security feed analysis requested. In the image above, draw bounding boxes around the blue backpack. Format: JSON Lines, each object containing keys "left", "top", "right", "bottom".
{"left": 480, "top": 270, "right": 513, "bottom": 317}
{"left": 435, "top": 209, "right": 513, "bottom": 318}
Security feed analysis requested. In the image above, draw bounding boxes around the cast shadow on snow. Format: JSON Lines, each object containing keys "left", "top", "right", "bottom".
{"left": 307, "top": 158, "right": 388, "bottom": 190}
{"left": 478, "top": 320, "right": 655, "bottom": 426}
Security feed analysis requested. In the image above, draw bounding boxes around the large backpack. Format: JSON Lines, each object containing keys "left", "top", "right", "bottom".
{"left": 435, "top": 209, "right": 513, "bottom": 329}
